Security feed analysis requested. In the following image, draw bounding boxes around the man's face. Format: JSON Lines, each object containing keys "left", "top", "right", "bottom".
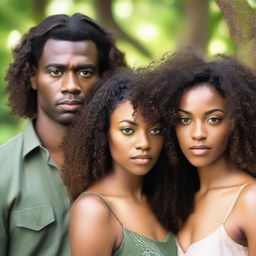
{"left": 31, "top": 39, "right": 100, "bottom": 125}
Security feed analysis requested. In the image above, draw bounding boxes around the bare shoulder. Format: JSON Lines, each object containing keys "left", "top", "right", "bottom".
{"left": 70, "top": 193, "right": 121, "bottom": 255}
{"left": 71, "top": 193, "right": 113, "bottom": 222}
{"left": 238, "top": 182, "right": 256, "bottom": 206}
{"left": 234, "top": 182, "right": 256, "bottom": 221}
{"left": 235, "top": 182, "right": 256, "bottom": 253}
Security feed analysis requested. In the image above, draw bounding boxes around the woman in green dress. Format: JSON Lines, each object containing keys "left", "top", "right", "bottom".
{"left": 61, "top": 67, "right": 178, "bottom": 255}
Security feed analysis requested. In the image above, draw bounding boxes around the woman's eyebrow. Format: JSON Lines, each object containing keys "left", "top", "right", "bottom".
{"left": 205, "top": 109, "right": 225, "bottom": 115}
{"left": 178, "top": 109, "right": 191, "bottom": 114}
{"left": 118, "top": 120, "right": 137, "bottom": 125}
{"left": 178, "top": 108, "right": 225, "bottom": 115}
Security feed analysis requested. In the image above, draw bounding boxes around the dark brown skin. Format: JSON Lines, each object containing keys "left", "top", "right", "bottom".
{"left": 31, "top": 39, "right": 99, "bottom": 165}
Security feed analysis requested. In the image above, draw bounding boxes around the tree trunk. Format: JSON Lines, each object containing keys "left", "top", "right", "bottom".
{"left": 94, "top": 0, "right": 152, "bottom": 58}
{"left": 216, "top": 0, "right": 256, "bottom": 69}
{"left": 178, "top": 0, "right": 209, "bottom": 57}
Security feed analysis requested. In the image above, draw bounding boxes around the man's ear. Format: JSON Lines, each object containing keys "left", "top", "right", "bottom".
{"left": 30, "top": 75, "right": 37, "bottom": 90}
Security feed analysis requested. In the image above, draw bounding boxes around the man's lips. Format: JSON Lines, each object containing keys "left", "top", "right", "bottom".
{"left": 58, "top": 99, "right": 82, "bottom": 112}
{"left": 130, "top": 155, "right": 152, "bottom": 165}
{"left": 189, "top": 145, "right": 211, "bottom": 155}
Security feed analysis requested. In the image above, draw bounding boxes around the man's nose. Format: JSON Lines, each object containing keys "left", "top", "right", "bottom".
{"left": 61, "top": 72, "right": 81, "bottom": 94}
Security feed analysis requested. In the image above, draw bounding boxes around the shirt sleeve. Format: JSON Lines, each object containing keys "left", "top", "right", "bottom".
{"left": 0, "top": 177, "right": 8, "bottom": 255}
{"left": 0, "top": 138, "right": 22, "bottom": 255}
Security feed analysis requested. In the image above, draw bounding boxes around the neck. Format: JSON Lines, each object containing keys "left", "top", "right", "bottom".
{"left": 92, "top": 167, "right": 145, "bottom": 201}
{"left": 197, "top": 157, "right": 245, "bottom": 193}
{"left": 35, "top": 115, "right": 67, "bottom": 167}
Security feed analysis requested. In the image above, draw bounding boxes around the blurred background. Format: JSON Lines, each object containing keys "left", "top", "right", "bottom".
{"left": 1, "top": 0, "right": 256, "bottom": 144}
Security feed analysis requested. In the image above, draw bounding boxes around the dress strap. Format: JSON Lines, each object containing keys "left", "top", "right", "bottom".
{"left": 223, "top": 183, "right": 249, "bottom": 224}
{"left": 82, "top": 191, "right": 123, "bottom": 227}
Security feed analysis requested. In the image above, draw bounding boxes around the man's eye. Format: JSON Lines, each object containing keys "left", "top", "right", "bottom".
{"left": 149, "top": 128, "right": 162, "bottom": 135}
{"left": 49, "top": 69, "right": 63, "bottom": 77}
{"left": 208, "top": 117, "right": 221, "bottom": 124}
{"left": 120, "top": 127, "right": 134, "bottom": 135}
{"left": 78, "top": 70, "right": 93, "bottom": 78}
{"left": 179, "top": 117, "right": 191, "bottom": 125}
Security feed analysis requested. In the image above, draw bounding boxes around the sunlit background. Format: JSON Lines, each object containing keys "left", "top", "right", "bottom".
{"left": 1, "top": 0, "right": 256, "bottom": 143}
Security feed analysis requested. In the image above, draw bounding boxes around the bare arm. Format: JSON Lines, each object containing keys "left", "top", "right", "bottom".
{"left": 70, "top": 194, "right": 122, "bottom": 256}
{"left": 235, "top": 183, "right": 256, "bottom": 256}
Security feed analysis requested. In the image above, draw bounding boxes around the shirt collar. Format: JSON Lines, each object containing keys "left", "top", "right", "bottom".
{"left": 22, "top": 120, "right": 42, "bottom": 158}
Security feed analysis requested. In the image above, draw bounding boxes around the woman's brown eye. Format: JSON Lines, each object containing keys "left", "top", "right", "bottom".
{"left": 180, "top": 117, "right": 191, "bottom": 125}
{"left": 208, "top": 117, "right": 221, "bottom": 124}
{"left": 120, "top": 127, "right": 134, "bottom": 135}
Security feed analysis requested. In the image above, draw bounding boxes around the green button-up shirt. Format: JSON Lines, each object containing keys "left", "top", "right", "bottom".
{"left": 0, "top": 121, "right": 71, "bottom": 255}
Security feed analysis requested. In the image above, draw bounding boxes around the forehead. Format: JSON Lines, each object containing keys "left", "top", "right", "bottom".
{"left": 111, "top": 101, "right": 134, "bottom": 120}
{"left": 111, "top": 101, "right": 152, "bottom": 125}
{"left": 179, "top": 84, "right": 227, "bottom": 110}
{"left": 39, "top": 39, "right": 98, "bottom": 66}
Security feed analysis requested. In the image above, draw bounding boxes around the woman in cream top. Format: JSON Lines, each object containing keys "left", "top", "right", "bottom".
{"left": 131, "top": 51, "right": 256, "bottom": 255}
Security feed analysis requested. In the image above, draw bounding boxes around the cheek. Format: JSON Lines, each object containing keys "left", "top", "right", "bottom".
{"left": 214, "top": 127, "right": 230, "bottom": 150}
{"left": 214, "top": 122, "right": 230, "bottom": 139}
{"left": 37, "top": 87, "right": 55, "bottom": 105}
{"left": 151, "top": 139, "right": 164, "bottom": 156}
{"left": 108, "top": 133, "right": 128, "bottom": 155}
{"left": 81, "top": 77, "right": 99, "bottom": 94}
{"left": 37, "top": 77, "right": 57, "bottom": 97}
{"left": 157, "top": 137, "right": 164, "bottom": 151}
{"left": 175, "top": 127, "right": 188, "bottom": 149}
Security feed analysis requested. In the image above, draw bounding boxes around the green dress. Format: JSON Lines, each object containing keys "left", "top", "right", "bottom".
{"left": 83, "top": 192, "right": 177, "bottom": 256}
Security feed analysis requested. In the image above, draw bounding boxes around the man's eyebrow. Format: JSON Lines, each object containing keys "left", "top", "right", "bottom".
{"left": 45, "top": 63, "right": 66, "bottom": 69}
{"left": 73, "top": 64, "right": 98, "bottom": 72}
{"left": 178, "top": 108, "right": 225, "bottom": 115}
{"left": 44, "top": 64, "right": 97, "bottom": 70}
{"left": 118, "top": 120, "right": 137, "bottom": 125}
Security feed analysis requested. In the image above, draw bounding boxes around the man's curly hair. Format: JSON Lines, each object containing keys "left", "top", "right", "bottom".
{"left": 131, "top": 50, "right": 256, "bottom": 231}
{"left": 6, "top": 13, "right": 126, "bottom": 118}
{"left": 61, "top": 67, "right": 180, "bottom": 232}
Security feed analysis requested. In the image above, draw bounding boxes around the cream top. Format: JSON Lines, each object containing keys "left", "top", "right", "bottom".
{"left": 176, "top": 184, "right": 249, "bottom": 256}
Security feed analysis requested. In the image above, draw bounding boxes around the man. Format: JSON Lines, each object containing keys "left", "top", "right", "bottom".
{"left": 0, "top": 13, "right": 125, "bottom": 255}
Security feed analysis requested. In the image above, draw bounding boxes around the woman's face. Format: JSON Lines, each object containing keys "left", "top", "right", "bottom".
{"left": 108, "top": 100, "right": 164, "bottom": 176}
{"left": 175, "top": 84, "right": 230, "bottom": 168}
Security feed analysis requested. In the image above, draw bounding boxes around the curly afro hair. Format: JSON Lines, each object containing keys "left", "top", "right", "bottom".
{"left": 131, "top": 50, "right": 256, "bottom": 230}
{"left": 61, "top": 67, "right": 181, "bottom": 232}
{"left": 6, "top": 13, "right": 126, "bottom": 118}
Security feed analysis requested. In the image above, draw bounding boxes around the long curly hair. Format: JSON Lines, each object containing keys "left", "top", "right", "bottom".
{"left": 61, "top": 67, "right": 180, "bottom": 232}
{"left": 131, "top": 50, "right": 256, "bottom": 231}
{"left": 6, "top": 13, "right": 126, "bottom": 118}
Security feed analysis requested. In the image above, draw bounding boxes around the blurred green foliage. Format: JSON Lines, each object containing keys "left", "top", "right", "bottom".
{"left": 0, "top": 0, "right": 244, "bottom": 144}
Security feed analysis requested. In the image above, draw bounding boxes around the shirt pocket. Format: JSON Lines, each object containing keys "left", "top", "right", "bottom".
{"left": 13, "top": 204, "right": 55, "bottom": 231}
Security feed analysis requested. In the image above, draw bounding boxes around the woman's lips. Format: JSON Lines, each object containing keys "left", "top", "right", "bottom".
{"left": 130, "top": 155, "right": 152, "bottom": 165}
{"left": 189, "top": 145, "right": 211, "bottom": 155}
